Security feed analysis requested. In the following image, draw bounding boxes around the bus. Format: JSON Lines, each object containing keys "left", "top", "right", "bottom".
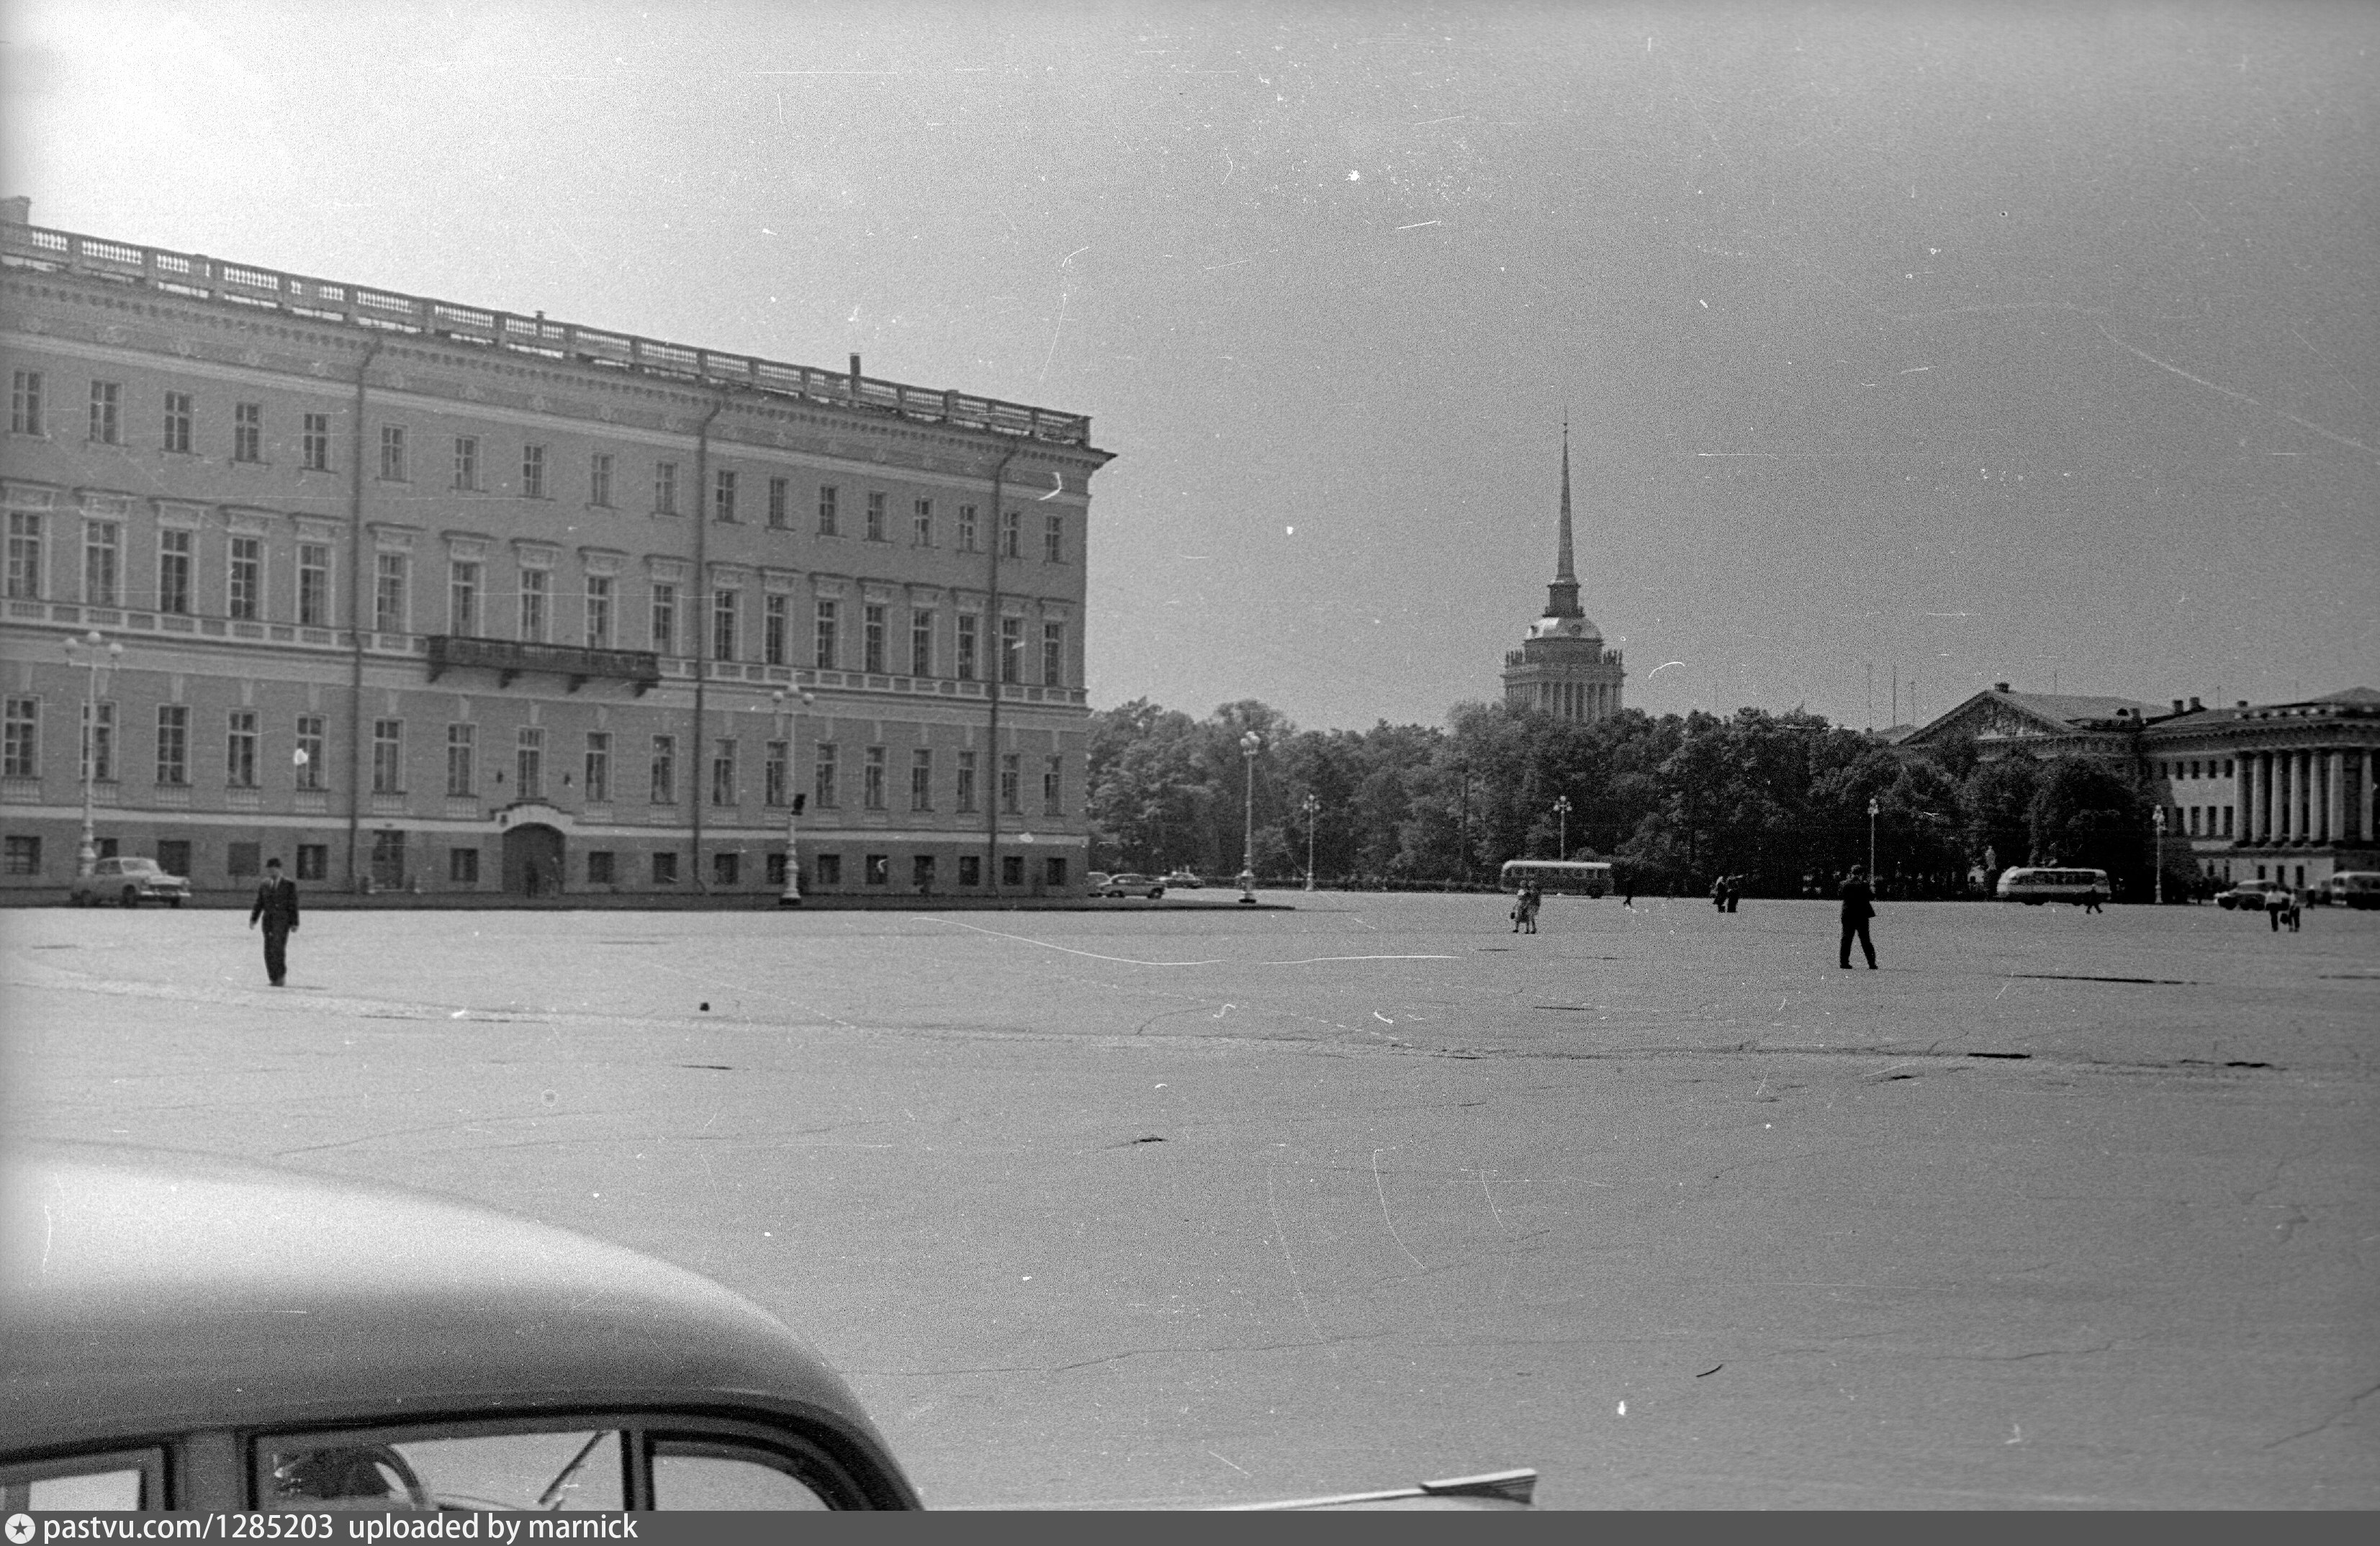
{"left": 1499, "top": 860, "right": 1613, "bottom": 898}
{"left": 2326, "top": 871, "right": 2380, "bottom": 910}
{"left": 1994, "top": 867, "right": 2110, "bottom": 905}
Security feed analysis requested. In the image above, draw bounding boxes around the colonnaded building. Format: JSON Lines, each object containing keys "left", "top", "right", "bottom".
{"left": 0, "top": 199, "right": 1113, "bottom": 901}
{"left": 1500, "top": 428, "right": 1625, "bottom": 722}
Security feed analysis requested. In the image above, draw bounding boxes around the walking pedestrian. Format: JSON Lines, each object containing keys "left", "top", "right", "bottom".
{"left": 248, "top": 856, "right": 301, "bottom": 987}
{"left": 2267, "top": 887, "right": 2288, "bottom": 932}
{"left": 1726, "top": 875, "right": 1741, "bottom": 913}
{"left": 1711, "top": 875, "right": 1728, "bottom": 913}
{"left": 1838, "top": 866, "right": 1878, "bottom": 969}
{"left": 1521, "top": 880, "right": 1541, "bottom": 934}
{"left": 2081, "top": 884, "right": 2104, "bottom": 914}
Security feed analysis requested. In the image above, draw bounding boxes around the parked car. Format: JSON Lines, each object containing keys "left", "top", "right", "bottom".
{"left": 1087, "top": 872, "right": 1114, "bottom": 892}
{"left": 0, "top": 1144, "right": 1532, "bottom": 1511}
{"left": 1161, "top": 870, "right": 1205, "bottom": 890}
{"left": 2216, "top": 878, "right": 2293, "bottom": 911}
{"left": 68, "top": 856, "right": 190, "bottom": 908}
{"left": 1101, "top": 872, "right": 1166, "bottom": 899}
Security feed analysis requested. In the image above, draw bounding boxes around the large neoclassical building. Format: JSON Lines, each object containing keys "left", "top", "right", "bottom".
{"left": 1500, "top": 430, "right": 1625, "bottom": 721}
{"left": 1, "top": 199, "right": 1113, "bottom": 900}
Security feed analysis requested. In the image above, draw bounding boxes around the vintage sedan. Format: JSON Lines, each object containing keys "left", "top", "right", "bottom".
{"left": 1100, "top": 872, "right": 1168, "bottom": 900}
{"left": 67, "top": 856, "right": 190, "bottom": 908}
{"left": 0, "top": 1144, "right": 1533, "bottom": 1511}
{"left": 2215, "top": 878, "right": 2293, "bottom": 911}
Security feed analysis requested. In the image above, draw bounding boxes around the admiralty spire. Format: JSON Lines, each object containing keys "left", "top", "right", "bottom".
{"left": 1501, "top": 425, "right": 1626, "bottom": 723}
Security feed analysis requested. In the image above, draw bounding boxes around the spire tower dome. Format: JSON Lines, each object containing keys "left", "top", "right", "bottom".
{"left": 1501, "top": 423, "right": 1626, "bottom": 723}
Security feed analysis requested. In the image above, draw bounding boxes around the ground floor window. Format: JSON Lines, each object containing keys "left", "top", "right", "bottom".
{"left": 713, "top": 851, "right": 739, "bottom": 887}
{"left": 652, "top": 851, "right": 678, "bottom": 885}
{"left": 865, "top": 853, "right": 889, "bottom": 886}
{"left": 815, "top": 852, "right": 842, "bottom": 887}
{"left": 958, "top": 854, "right": 981, "bottom": 887}
{"left": 3, "top": 835, "right": 38, "bottom": 874}
{"left": 766, "top": 852, "right": 787, "bottom": 888}
{"left": 449, "top": 848, "right": 479, "bottom": 884}
{"left": 1001, "top": 854, "right": 1024, "bottom": 888}
{"left": 296, "top": 844, "right": 328, "bottom": 882}
{"left": 913, "top": 854, "right": 936, "bottom": 892}
{"left": 369, "top": 831, "right": 404, "bottom": 891}
{"left": 156, "top": 839, "right": 191, "bottom": 879}
{"left": 1043, "top": 856, "right": 1067, "bottom": 888}
{"left": 228, "top": 842, "right": 260, "bottom": 878}
{"left": 587, "top": 851, "right": 616, "bottom": 886}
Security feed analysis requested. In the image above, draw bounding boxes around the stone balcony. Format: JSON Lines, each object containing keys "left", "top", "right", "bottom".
{"left": 426, "top": 636, "right": 663, "bottom": 696}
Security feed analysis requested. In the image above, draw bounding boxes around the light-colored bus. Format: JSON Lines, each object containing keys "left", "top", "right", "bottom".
{"left": 2325, "top": 871, "right": 2380, "bottom": 910}
{"left": 1995, "top": 867, "right": 2110, "bottom": 905}
{"left": 1499, "top": 860, "right": 1613, "bottom": 897}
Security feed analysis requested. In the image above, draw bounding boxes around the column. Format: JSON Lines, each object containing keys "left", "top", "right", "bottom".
{"left": 2296, "top": 751, "right": 2312, "bottom": 842}
{"left": 2255, "top": 751, "right": 2272, "bottom": 841}
{"left": 2236, "top": 756, "right": 2254, "bottom": 843}
{"left": 2325, "top": 749, "right": 2343, "bottom": 846}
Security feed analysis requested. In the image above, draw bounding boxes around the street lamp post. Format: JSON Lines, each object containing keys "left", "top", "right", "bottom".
{"left": 2153, "top": 805, "right": 2166, "bottom": 905}
{"left": 770, "top": 687, "right": 815, "bottom": 905}
{"left": 1867, "top": 795, "right": 1880, "bottom": 882}
{"left": 1237, "top": 730, "right": 1260, "bottom": 903}
{"left": 1551, "top": 795, "right": 1572, "bottom": 860}
{"left": 66, "top": 630, "right": 122, "bottom": 880}
{"left": 1301, "top": 792, "right": 1320, "bottom": 891}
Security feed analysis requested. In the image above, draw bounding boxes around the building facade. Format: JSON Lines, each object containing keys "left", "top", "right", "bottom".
{"left": 1, "top": 202, "right": 1113, "bottom": 900}
{"left": 1500, "top": 428, "right": 1624, "bottom": 721}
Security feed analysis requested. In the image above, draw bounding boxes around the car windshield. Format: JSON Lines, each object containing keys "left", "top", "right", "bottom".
{"left": 117, "top": 860, "right": 159, "bottom": 874}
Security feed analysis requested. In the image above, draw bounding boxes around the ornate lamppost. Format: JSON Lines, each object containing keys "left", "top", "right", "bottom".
{"left": 1551, "top": 795, "right": 1572, "bottom": 860}
{"left": 770, "top": 687, "right": 816, "bottom": 905}
{"left": 2153, "top": 804, "right": 2166, "bottom": 905}
{"left": 1237, "top": 730, "right": 1261, "bottom": 903}
{"left": 1301, "top": 791, "right": 1320, "bottom": 891}
{"left": 1867, "top": 795, "right": 1880, "bottom": 882}
{"left": 66, "top": 630, "right": 122, "bottom": 880}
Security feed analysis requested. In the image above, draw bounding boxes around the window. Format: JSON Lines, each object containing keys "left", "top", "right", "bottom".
{"left": 956, "top": 615, "right": 978, "bottom": 681}
{"left": 1001, "top": 753, "right": 1021, "bottom": 814}
{"left": 710, "top": 737, "right": 736, "bottom": 806}
{"left": 521, "top": 444, "right": 546, "bottom": 498}
{"left": 9, "top": 369, "right": 41, "bottom": 435}
{"left": 451, "top": 435, "right": 478, "bottom": 491}
{"left": 6, "top": 512, "right": 41, "bottom": 600}
{"left": 2, "top": 697, "right": 36, "bottom": 777}
{"left": 1000, "top": 617, "right": 1023, "bottom": 684}
{"left": 862, "top": 604, "right": 885, "bottom": 673}
{"left": 652, "top": 850, "right": 678, "bottom": 885}
{"left": 654, "top": 461, "right": 679, "bottom": 515}
{"left": 226, "top": 710, "right": 259, "bottom": 788}
{"left": 590, "top": 453, "right": 614, "bottom": 507}
{"left": 298, "top": 544, "right": 331, "bottom": 626}
{"left": 765, "top": 740, "right": 789, "bottom": 807}
{"left": 649, "top": 736, "right": 676, "bottom": 804}
{"left": 583, "top": 733, "right": 610, "bottom": 803}
{"left": 814, "top": 743, "right": 838, "bottom": 808}
{"left": 295, "top": 715, "right": 325, "bottom": 790}
{"left": 814, "top": 600, "right": 838, "bottom": 669}
{"left": 914, "top": 854, "right": 938, "bottom": 892}
{"left": 713, "top": 851, "right": 741, "bottom": 887}
{"left": 227, "top": 538, "right": 262, "bottom": 621}
{"left": 957, "top": 503, "right": 978, "bottom": 551}
{"left": 157, "top": 529, "right": 192, "bottom": 614}
{"left": 157, "top": 838, "right": 191, "bottom": 879}
{"left": 712, "top": 588, "right": 739, "bottom": 661}
{"left": 764, "top": 594, "right": 788, "bottom": 666}
{"left": 959, "top": 853, "right": 981, "bottom": 887}
{"left": 518, "top": 568, "right": 549, "bottom": 642}
{"left": 863, "top": 746, "right": 886, "bottom": 809}
{"left": 1044, "top": 856, "right": 1067, "bottom": 889}
{"left": 449, "top": 848, "right": 479, "bottom": 884}
{"left": 296, "top": 844, "right": 328, "bottom": 880}
{"left": 956, "top": 749, "right": 978, "bottom": 812}
{"left": 1001, "top": 509, "right": 1021, "bottom": 558}
{"left": 379, "top": 425, "right": 407, "bottom": 480}
{"left": 371, "top": 719, "right": 403, "bottom": 793}
{"left": 650, "top": 582, "right": 677, "bottom": 654}
{"left": 1043, "top": 755, "right": 1063, "bottom": 815}
{"left": 234, "top": 403, "right": 262, "bottom": 463}
{"left": 446, "top": 724, "right": 475, "bottom": 796}
{"left": 585, "top": 576, "right": 613, "bottom": 648}
{"left": 302, "top": 413, "right": 330, "bottom": 471}
{"left": 4, "top": 835, "right": 40, "bottom": 874}
{"left": 163, "top": 392, "right": 193, "bottom": 453}
{"left": 767, "top": 476, "right": 790, "bottom": 528}
{"left": 913, "top": 498, "right": 934, "bottom": 546}
{"left": 902, "top": 611, "right": 932, "bottom": 678}
{"left": 2222, "top": 806, "right": 2235, "bottom": 836}
{"left": 815, "top": 852, "right": 842, "bottom": 887}
{"left": 89, "top": 381, "right": 121, "bottom": 444}
{"left": 817, "top": 485, "right": 839, "bottom": 535}
{"left": 1002, "top": 854, "right": 1025, "bottom": 888}
{"left": 454, "top": 559, "right": 490, "bottom": 638}
{"left": 1044, "top": 512, "right": 1064, "bottom": 563}
{"left": 1042, "top": 622, "right": 1064, "bottom": 687}
{"left": 866, "top": 854, "right": 891, "bottom": 887}
{"left": 587, "top": 850, "right": 616, "bottom": 885}
{"left": 374, "top": 553, "right": 407, "bottom": 633}
{"left": 155, "top": 705, "right": 189, "bottom": 785}
{"left": 910, "top": 749, "right": 933, "bottom": 811}
{"left": 81, "top": 700, "right": 114, "bottom": 783}
{"left": 865, "top": 491, "right": 886, "bottom": 541}
{"left": 713, "top": 469, "right": 738, "bottom": 523}
{"left": 517, "top": 727, "right": 543, "bottom": 800}
{"left": 767, "top": 851, "right": 788, "bottom": 887}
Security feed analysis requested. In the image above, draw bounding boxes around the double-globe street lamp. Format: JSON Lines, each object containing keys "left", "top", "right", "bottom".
{"left": 1867, "top": 795, "right": 1880, "bottom": 880}
{"left": 65, "top": 630, "right": 122, "bottom": 880}
{"left": 1301, "top": 792, "right": 1320, "bottom": 891}
{"left": 1551, "top": 795, "right": 1572, "bottom": 860}
{"left": 1237, "top": 730, "right": 1261, "bottom": 904}
{"left": 769, "top": 687, "right": 816, "bottom": 906}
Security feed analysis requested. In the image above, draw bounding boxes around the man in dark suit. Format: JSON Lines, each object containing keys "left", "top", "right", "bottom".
{"left": 1839, "top": 867, "right": 1878, "bottom": 969}
{"left": 248, "top": 856, "right": 301, "bottom": 986}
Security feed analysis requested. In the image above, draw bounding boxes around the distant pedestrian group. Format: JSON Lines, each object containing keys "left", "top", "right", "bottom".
{"left": 2268, "top": 887, "right": 2302, "bottom": 932}
{"left": 1510, "top": 880, "right": 1541, "bottom": 934}
{"left": 1711, "top": 874, "right": 1741, "bottom": 913}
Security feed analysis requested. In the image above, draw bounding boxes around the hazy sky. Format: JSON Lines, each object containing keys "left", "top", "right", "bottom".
{"left": 6, "top": 1, "right": 2374, "bottom": 731}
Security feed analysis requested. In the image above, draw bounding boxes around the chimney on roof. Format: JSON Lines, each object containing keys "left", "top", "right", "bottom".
{"left": 2236, "top": 700, "right": 2248, "bottom": 708}
{"left": 848, "top": 353, "right": 862, "bottom": 404}
{"left": 1993, "top": 682, "right": 2011, "bottom": 693}
{"left": 2190, "top": 696, "right": 2203, "bottom": 711}
{"left": 2172, "top": 699, "right": 2186, "bottom": 715}
{"left": 0, "top": 196, "right": 27, "bottom": 226}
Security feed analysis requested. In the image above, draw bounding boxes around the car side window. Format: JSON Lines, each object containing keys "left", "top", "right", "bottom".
{"left": 1, "top": 1449, "right": 163, "bottom": 1510}
{"left": 259, "top": 1429, "right": 625, "bottom": 1511}
{"left": 651, "top": 1442, "right": 831, "bottom": 1511}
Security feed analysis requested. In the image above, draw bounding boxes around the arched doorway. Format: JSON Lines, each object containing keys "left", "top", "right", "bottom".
{"left": 501, "top": 823, "right": 565, "bottom": 898}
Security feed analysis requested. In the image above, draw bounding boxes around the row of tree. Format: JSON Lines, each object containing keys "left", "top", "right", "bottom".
{"left": 1086, "top": 698, "right": 2181, "bottom": 898}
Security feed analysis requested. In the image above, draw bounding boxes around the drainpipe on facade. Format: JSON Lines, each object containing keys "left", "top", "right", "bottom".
{"left": 983, "top": 443, "right": 1020, "bottom": 899}
{"left": 689, "top": 392, "right": 726, "bottom": 893}
{"left": 343, "top": 334, "right": 383, "bottom": 892}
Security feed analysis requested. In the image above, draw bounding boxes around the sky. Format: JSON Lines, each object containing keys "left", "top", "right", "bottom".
{"left": 5, "top": 0, "right": 2374, "bottom": 733}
